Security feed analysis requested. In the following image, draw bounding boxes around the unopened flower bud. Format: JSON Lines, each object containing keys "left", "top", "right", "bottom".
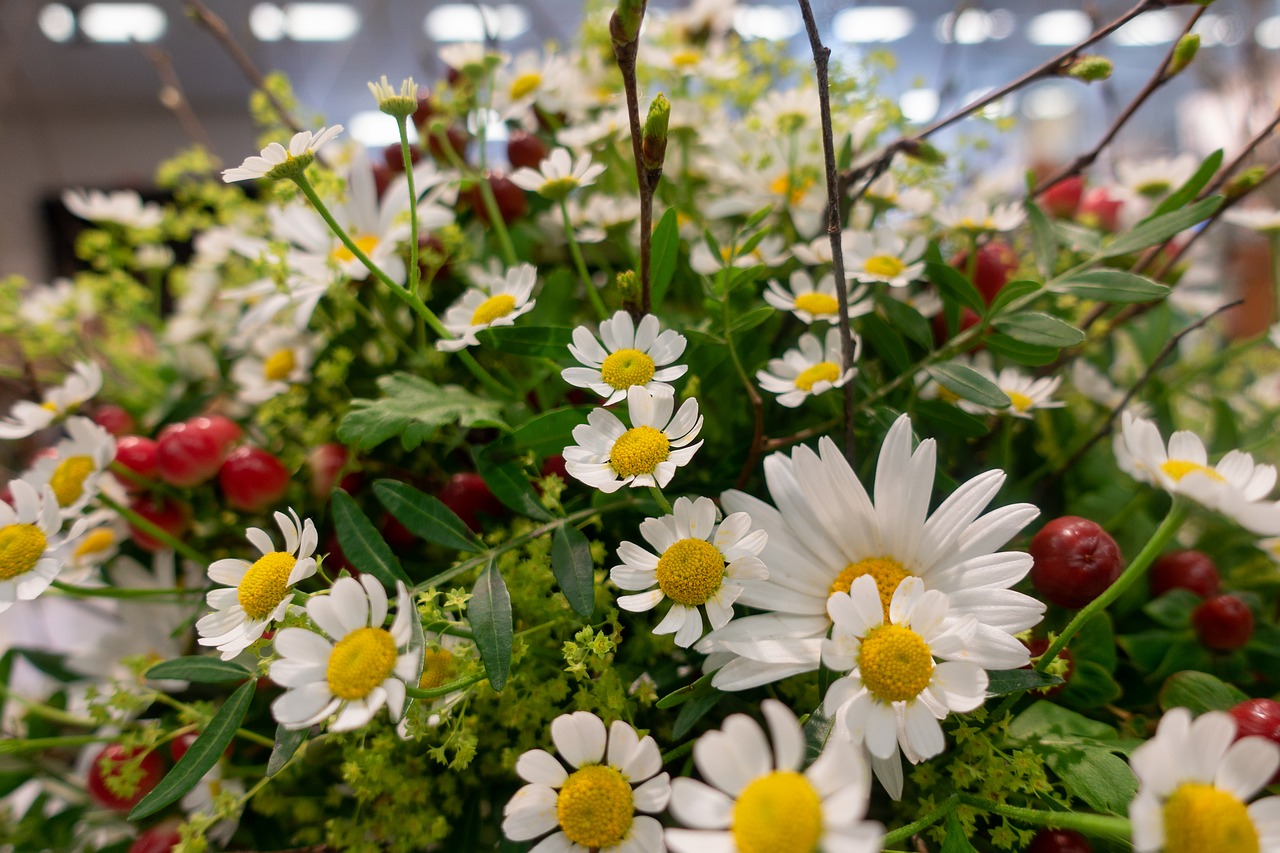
{"left": 1225, "top": 166, "right": 1266, "bottom": 200}
{"left": 1065, "top": 56, "right": 1113, "bottom": 83}
{"left": 610, "top": 0, "right": 647, "bottom": 47}
{"left": 368, "top": 75, "right": 419, "bottom": 119}
{"left": 642, "top": 94, "right": 670, "bottom": 171}
{"left": 616, "top": 270, "right": 638, "bottom": 300}
{"left": 1165, "top": 34, "right": 1200, "bottom": 78}
{"left": 901, "top": 140, "right": 946, "bottom": 166}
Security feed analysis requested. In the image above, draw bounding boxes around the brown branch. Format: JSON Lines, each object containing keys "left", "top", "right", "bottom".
{"left": 612, "top": 37, "right": 652, "bottom": 318}
{"left": 139, "top": 44, "right": 218, "bottom": 154}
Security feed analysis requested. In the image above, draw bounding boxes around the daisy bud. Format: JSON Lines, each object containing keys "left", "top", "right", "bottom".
{"left": 1064, "top": 55, "right": 1112, "bottom": 83}
{"left": 1225, "top": 166, "right": 1267, "bottom": 200}
{"left": 901, "top": 139, "right": 946, "bottom": 167}
{"left": 368, "top": 75, "right": 419, "bottom": 119}
{"left": 641, "top": 94, "right": 670, "bottom": 171}
{"left": 609, "top": 0, "right": 646, "bottom": 47}
{"left": 616, "top": 270, "right": 638, "bottom": 301}
{"left": 1165, "top": 34, "right": 1200, "bottom": 79}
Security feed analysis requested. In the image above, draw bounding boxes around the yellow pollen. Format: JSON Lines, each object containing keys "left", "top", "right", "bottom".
{"left": 418, "top": 648, "right": 456, "bottom": 691}
{"left": 858, "top": 623, "right": 935, "bottom": 703}
{"left": 830, "top": 556, "right": 911, "bottom": 617}
{"left": 510, "top": 71, "right": 542, "bottom": 100}
{"left": 731, "top": 771, "right": 823, "bottom": 853}
{"left": 236, "top": 551, "right": 298, "bottom": 620}
{"left": 609, "top": 426, "right": 670, "bottom": 479}
{"left": 555, "top": 764, "right": 634, "bottom": 849}
{"left": 1163, "top": 783, "right": 1258, "bottom": 853}
{"left": 795, "top": 362, "right": 840, "bottom": 393}
{"left": 470, "top": 293, "right": 517, "bottom": 326}
{"left": 1006, "top": 391, "right": 1034, "bottom": 413}
{"left": 600, "top": 348, "right": 657, "bottom": 391}
{"left": 263, "top": 349, "right": 296, "bottom": 382}
{"left": 655, "top": 538, "right": 725, "bottom": 606}
{"left": 332, "top": 234, "right": 380, "bottom": 264}
{"left": 0, "top": 524, "right": 47, "bottom": 581}
{"left": 326, "top": 626, "right": 398, "bottom": 700}
{"left": 1160, "top": 459, "right": 1226, "bottom": 483}
{"left": 793, "top": 292, "right": 839, "bottom": 317}
{"left": 539, "top": 176, "right": 580, "bottom": 198}
{"left": 49, "top": 455, "right": 95, "bottom": 507}
{"left": 672, "top": 49, "right": 702, "bottom": 68}
{"left": 73, "top": 528, "right": 116, "bottom": 560}
{"left": 864, "top": 254, "right": 906, "bottom": 279}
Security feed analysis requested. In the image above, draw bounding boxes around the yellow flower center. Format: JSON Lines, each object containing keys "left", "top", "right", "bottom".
{"left": 795, "top": 362, "right": 840, "bottom": 393}
{"left": 263, "top": 349, "right": 296, "bottom": 382}
{"left": 731, "top": 770, "right": 823, "bottom": 853}
{"left": 655, "top": 538, "right": 725, "bottom": 606}
{"left": 858, "top": 623, "right": 935, "bottom": 703}
{"left": 1163, "top": 783, "right": 1258, "bottom": 853}
{"left": 236, "top": 551, "right": 298, "bottom": 620}
{"left": 1006, "top": 391, "right": 1034, "bottom": 413}
{"left": 41, "top": 401, "right": 60, "bottom": 413}
{"left": 864, "top": 254, "right": 905, "bottom": 279}
{"left": 470, "top": 293, "right": 518, "bottom": 326}
{"left": 326, "top": 626, "right": 398, "bottom": 700}
{"left": 600, "top": 348, "right": 657, "bottom": 391}
{"left": 1159, "top": 459, "right": 1226, "bottom": 483}
{"left": 332, "top": 234, "right": 380, "bottom": 264}
{"left": 418, "top": 648, "right": 456, "bottom": 691}
{"left": 0, "top": 524, "right": 47, "bottom": 581}
{"left": 555, "top": 764, "right": 634, "bottom": 849}
{"left": 540, "top": 176, "right": 581, "bottom": 199}
{"left": 937, "top": 385, "right": 961, "bottom": 404}
{"left": 830, "top": 556, "right": 911, "bottom": 618}
{"left": 792, "top": 292, "right": 839, "bottom": 317}
{"left": 510, "top": 71, "right": 542, "bottom": 100}
{"left": 609, "top": 426, "right": 670, "bottom": 479}
{"left": 49, "top": 455, "right": 96, "bottom": 507}
{"left": 73, "top": 528, "right": 116, "bottom": 561}
{"left": 671, "top": 49, "right": 702, "bottom": 68}
{"left": 768, "top": 174, "right": 811, "bottom": 206}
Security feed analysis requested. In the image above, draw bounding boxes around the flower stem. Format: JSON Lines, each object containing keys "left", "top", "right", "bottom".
{"left": 404, "top": 672, "right": 486, "bottom": 699}
{"left": 97, "top": 493, "right": 206, "bottom": 565}
{"left": 49, "top": 580, "right": 203, "bottom": 600}
{"left": 880, "top": 793, "right": 960, "bottom": 847}
{"left": 397, "top": 116, "right": 421, "bottom": 300}
{"left": 956, "top": 794, "right": 1132, "bottom": 841}
{"left": 648, "top": 486, "right": 673, "bottom": 515}
{"left": 560, "top": 199, "right": 609, "bottom": 320}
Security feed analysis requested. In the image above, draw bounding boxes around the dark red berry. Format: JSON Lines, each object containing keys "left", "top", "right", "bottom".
{"left": 127, "top": 494, "right": 190, "bottom": 552}
{"left": 1194, "top": 594, "right": 1254, "bottom": 651}
{"left": 930, "top": 307, "right": 982, "bottom": 349}
{"left": 128, "top": 822, "right": 182, "bottom": 853}
{"left": 381, "top": 513, "right": 418, "bottom": 550}
{"left": 1027, "top": 829, "right": 1093, "bottom": 853}
{"left": 86, "top": 744, "right": 164, "bottom": 813}
{"left": 1030, "top": 516, "right": 1123, "bottom": 609}
{"left": 1150, "top": 550, "right": 1221, "bottom": 599}
{"left": 427, "top": 125, "right": 471, "bottom": 164}
{"left": 115, "top": 436, "right": 159, "bottom": 488}
{"left": 507, "top": 130, "right": 549, "bottom": 171}
{"left": 412, "top": 93, "right": 437, "bottom": 129}
{"left": 307, "top": 443, "right": 350, "bottom": 499}
{"left": 541, "top": 454, "right": 569, "bottom": 482}
{"left": 156, "top": 423, "right": 222, "bottom": 488}
{"left": 949, "top": 240, "right": 1018, "bottom": 305}
{"left": 1078, "top": 187, "right": 1123, "bottom": 232}
{"left": 373, "top": 161, "right": 393, "bottom": 198}
{"left": 439, "top": 472, "right": 504, "bottom": 532}
{"left": 93, "top": 405, "right": 135, "bottom": 437}
{"left": 1038, "top": 176, "right": 1084, "bottom": 220}
{"left": 1231, "top": 698, "right": 1280, "bottom": 743}
{"left": 383, "top": 142, "right": 422, "bottom": 174}
{"left": 1022, "top": 637, "right": 1073, "bottom": 697}
{"left": 323, "top": 530, "right": 356, "bottom": 576}
{"left": 219, "top": 446, "right": 290, "bottom": 513}
{"left": 186, "top": 416, "right": 242, "bottom": 454}
{"left": 467, "top": 171, "right": 527, "bottom": 226}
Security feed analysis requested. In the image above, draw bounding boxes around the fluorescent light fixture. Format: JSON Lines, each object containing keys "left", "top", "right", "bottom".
{"left": 249, "top": 3, "right": 286, "bottom": 41}
{"left": 899, "top": 88, "right": 938, "bottom": 123}
{"left": 424, "top": 4, "right": 530, "bottom": 42}
{"left": 832, "top": 7, "right": 914, "bottom": 43}
{"left": 250, "top": 3, "right": 360, "bottom": 41}
{"left": 936, "top": 9, "right": 1014, "bottom": 44}
{"left": 38, "top": 4, "right": 76, "bottom": 42}
{"left": 1027, "top": 10, "right": 1092, "bottom": 46}
{"left": 80, "top": 3, "right": 166, "bottom": 42}
{"left": 348, "top": 111, "right": 420, "bottom": 148}
{"left": 1112, "top": 9, "right": 1180, "bottom": 46}
{"left": 1023, "top": 83, "right": 1078, "bottom": 121}
{"left": 1194, "top": 13, "right": 1242, "bottom": 47}
{"left": 1258, "top": 15, "right": 1280, "bottom": 50}
{"left": 733, "top": 5, "right": 801, "bottom": 41}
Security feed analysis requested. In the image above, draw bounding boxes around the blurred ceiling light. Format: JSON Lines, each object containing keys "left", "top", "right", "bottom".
{"left": 425, "top": 5, "right": 530, "bottom": 42}
{"left": 1194, "top": 13, "right": 1242, "bottom": 47}
{"left": 832, "top": 7, "right": 914, "bottom": 43}
{"left": 936, "top": 9, "right": 1014, "bottom": 44}
{"left": 38, "top": 4, "right": 76, "bottom": 42}
{"left": 1026, "top": 10, "right": 1092, "bottom": 46}
{"left": 733, "top": 5, "right": 800, "bottom": 41}
{"left": 250, "top": 3, "right": 361, "bottom": 42}
{"left": 1256, "top": 15, "right": 1280, "bottom": 50}
{"left": 1112, "top": 9, "right": 1180, "bottom": 46}
{"left": 348, "top": 110, "right": 419, "bottom": 147}
{"left": 1023, "top": 83, "right": 1078, "bottom": 120}
{"left": 899, "top": 88, "right": 938, "bottom": 123}
{"left": 79, "top": 3, "right": 166, "bottom": 42}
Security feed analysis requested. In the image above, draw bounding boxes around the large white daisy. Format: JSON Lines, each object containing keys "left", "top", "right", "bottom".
{"left": 503, "top": 711, "right": 671, "bottom": 853}
{"left": 562, "top": 311, "right": 689, "bottom": 405}
{"left": 564, "top": 386, "right": 703, "bottom": 493}
{"left": 0, "top": 361, "right": 103, "bottom": 439}
{"left": 437, "top": 263, "right": 539, "bottom": 352}
{"left": 956, "top": 365, "right": 1064, "bottom": 420}
{"left": 756, "top": 327, "right": 860, "bottom": 409}
{"left": 934, "top": 200, "right": 1025, "bottom": 234}
{"left": 0, "top": 481, "right": 64, "bottom": 613}
{"left": 21, "top": 416, "right": 117, "bottom": 518}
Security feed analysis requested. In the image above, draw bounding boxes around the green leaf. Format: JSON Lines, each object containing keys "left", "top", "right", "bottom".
{"left": 144, "top": 657, "right": 252, "bottom": 684}
{"left": 475, "top": 326, "right": 574, "bottom": 358}
{"left": 373, "top": 480, "right": 484, "bottom": 552}
{"left": 673, "top": 688, "right": 723, "bottom": 740}
{"left": 1007, "top": 700, "right": 1118, "bottom": 743}
{"left": 1118, "top": 630, "right": 1179, "bottom": 674}
{"left": 656, "top": 672, "right": 713, "bottom": 709}
{"left": 130, "top": 680, "right": 255, "bottom": 819}
{"left": 1056, "top": 269, "right": 1171, "bottom": 303}
{"left": 1026, "top": 202, "right": 1058, "bottom": 279}
{"left": 879, "top": 295, "right": 933, "bottom": 349}
{"left": 6, "top": 648, "right": 81, "bottom": 683}
{"left": 332, "top": 489, "right": 411, "bottom": 586}
{"left": 551, "top": 525, "right": 596, "bottom": 618}
{"left": 1062, "top": 660, "right": 1123, "bottom": 709}
{"left": 650, "top": 208, "right": 680, "bottom": 310}
{"left": 1054, "top": 221, "right": 1103, "bottom": 255}
{"left": 1143, "top": 589, "right": 1200, "bottom": 630}
{"left": 802, "top": 710, "right": 833, "bottom": 764}
{"left": 913, "top": 399, "right": 990, "bottom": 439}
{"left": 925, "top": 259, "right": 986, "bottom": 315}
{"left": 994, "top": 312, "right": 1085, "bottom": 347}
{"left": 267, "top": 724, "right": 307, "bottom": 776}
{"left": 1102, "top": 195, "right": 1222, "bottom": 258}
{"left": 730, "top": 305, "right": 774, "bottom": 335}
{"left": 1158, "top": 670, "right": 1248, "bottom": 715}
{"left": 926, "top": 363, "right": 1010, "bottom": 408}
{"left": 987, "top": 279, "right": 1042, "bottom": 318}
{"left": 476, "top": 450, "right": 554, "bottom": 521}
{"left": 942, "top": 813, "right": 979, "bottom": 853}
{"left": 338, "top": 373, "right": 506, "bottom": 452}
{"left": 860, "top": 314, "right": 912, "bottom": 375}
{"left": 1044, "top": 746, "right": 1137, "bottom": 814}
{"left": 1150, "top": 149, "right": 1223, "bottom": 219}
{"left": 495, "top": 408, "right": 587, "bottom": 460}
{"left": 984, "top": 333, "right": 1060, "bottom": 366}
{"left": 471, "top": 559, "right": 512, "bottom": 691}
{"left": 985, "top": 668, "right": 1063, "bottom": 696}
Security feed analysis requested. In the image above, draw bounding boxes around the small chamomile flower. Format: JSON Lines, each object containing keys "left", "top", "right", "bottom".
{"left": 934, "top": 200, "right": 1025, "bottom": 234}
{"left": 689, "top": 234, "right": 788, "bottom": 276}
{"left": 196, "top": 510, "right": 319, "bottom": 661}
{"left": 222, "top": 125, "right": 344, "bottom": 183}
{"left": 957, "top": 366, "right": 1064, "bottom": 420}
{"left": 764, "top": 271, "right": 872, "bottom": 325}
{"left": 270, "top": 575, "right": 422, "bottom": 732}
{"left": 1116, "top": 154, "right": 1198, "bottom": 200}
{"left": 757, "top": 327, "right": 860, "bottom": 409}
{"left": 564, "top": 386, "right": 703, "bottom": 493}
{"left": 0, "top": 361, "right": 103, "bottom": 439}
{"left": 611, "top": 496, "right": 768, "bottom": 647}
{"left": 436, "top": 263, "right": 538, "bottom": 352}
{"left": 230, "top": 326, "right": 317, "bottom": 405}
{"left": 844, "top": 228, "right": 925, "bottom": 288}
{"left": 510, "top": 148, "right": 605, "bottom": 201}
{"left": 563, "top": 310, "right": 689, "bottom": 405}
{"left": 53, "top": 508, "right": 127, "bottom": 582}
{"left": 665, "top": 700, "right": 883, "bottom": 853}
{"left": 62, "top": 188, "right": 164, "bottom": 229}
{"left": 368, "top": 75, "right": 418, "bottom": 116}
{"left": 21, "top": 416, "right": 116, "bottom": 518}
{"left": 0, "top": 481, "right": 64, "bottom": 613}
{"left": 863, "top": 173, "right": 935, "bottom": 215}
{"left": 182, "top": 764, "right": 246, "bottom": 846}
{"left": 503, "top": 711, "right": 671, "bottom": 852}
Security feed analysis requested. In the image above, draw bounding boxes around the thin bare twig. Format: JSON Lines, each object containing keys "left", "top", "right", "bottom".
{"left": 612, "top": 37, "right": 652, "bottom": 318}
{"left": 139, "top": 44, "right": 218, "bottom": 153}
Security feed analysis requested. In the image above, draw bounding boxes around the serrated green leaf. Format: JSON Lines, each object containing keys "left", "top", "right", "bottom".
{"left": 1158, "top": 670, "right": 1248, "bottom": 715}
{"left": 1102, "top": 195, "right": 1222, "bottom": 258}
{"left": 1026, "top": 202, "right": 1058, "bottom": 279}
{"left": 144, "top": 657, "right": 252, "bottom": 684}
{"left": 475, "top": 326, "right": 575, "bottom": 358}
{"left": 925, "top": 259, "right": 986, "bottom": 315}
{"left": 927, "top": 363, "right": 1010, "bottom": 408}
{"left": 337, "top": 373, "right": 506, "bottom": 452}
{"left": 476, "top": 450, "right": 554, "bottom": 521}
{"left": 650, "top": 209, "right": 680, "bottom": 310}
{"left": 987, "top": 279, "right": 1042, "bottom": 317}
{"left": 995, "top": 312, "right": 1085, "bottom": 347}
{"left": 471, "top": 559, "right": 512, "bottom": 691}
{"left": 1150, "top": 149, "right": 1223, "bottom": 219}
{"left": 332, "top": 489, "right": 411, "bottom": 586}
{"left": 551, "top": 525, "right": 595, "bottom": 618}
{"left": 879, "top": 296, "right": 933, "bottom": 349}
{"left": 130, "top": 680, "right": 255, "bottom": 820}
{"left": 985, "top": 668, "right": 1063, "bottom": 696}
{"left": 267, "top": 724, "right": 307, "bottom": 776}
{"left": 1056, "top": 269, "right": 1170, "bottom": 303}
{"left": 373, "top": 479, "right": 483, "bottom": 552}
{"left": 984, "top": 333, "right": 1060, "bottom": 366}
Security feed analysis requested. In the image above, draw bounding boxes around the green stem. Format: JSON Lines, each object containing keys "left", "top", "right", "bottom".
{"left": 659, "top": 738, "right": 695, "bottom": 765}
{"left": 404, "top": 672, "right": 486, "bottom": 700}
{"left": 881, "top": 793, "right": 960, "bottom": 846}
{"left": 398, "top": 116, "right": 421, "bottom": 301}
{"left": 0, "top": 734, "right": 112, "bottom": 754}
{"left": 432, "top": 127, "right": 517, "bottom": 265}
{"left": 956, "top": 794, "right": 1132, "bottom": 841}
{"left": 97, "top": 493, "right": 206, "bottom": 564}
{"left": 561, "top": 199, "right": 609, "bottom": 320}
{"left": 648, "top": 486, "right": 673, "bottom": 515}
{"left": 49, "top": 581, "right": 203, "bottom": 600}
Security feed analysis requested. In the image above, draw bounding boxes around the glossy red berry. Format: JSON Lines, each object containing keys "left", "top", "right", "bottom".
{"left": 115, "top": 436, "right": 159, "bottom": 487}
{"left": 186, "top": 416, "right": 242, "bottom": 454}
{"left": 1230, "top": 698, "right": 1280, "bottom": 781}
{"left": 1150, "top": 550, "right": 1221, "bottom": 599}
{"left": 383, "top": 141, "right": 422, "bottom": 174}
{"left": 93, "top": 405, "right": 135, "bottom": 437}
{"left": 127, "top": 494, "right": 191, "bottom": 552}
{"left": 412, "top": 93, "right": 437, "bottom": 129}
{"left": 1078, "top": 187, "right": 1124, "bottom": 232}
{"left": 86, "top": 744, "right": 164, "bottom": 813}
{"left": 128, "top": 822, "right": 182, "bottom": 853}
{"left": 507, "top": 130, "right": 549, "bottom": 171}
{"left": 1038, "top": 176, "right": 1084, "bottom": 220}
{"left": 439, "top": 472, "right": 504, "bottom": 532}
{"left": 1027, "top": 829, "right": 1093, "bottom": 853}
{"left": 372, "top": 161, "right": 393, "bottom": 198}
{"left": 381, "top": 513, "right": 418, "bottom": 550}
{"left": 468, "top": 171, "right": 527, "bottom": 226}
{"left": 156, "top": 423, "right": 222, "bottom": 488}
{"left": 219, "top": 446, "right": 290, "bottom": 512}
{"left": 1030, "top": 516, "right": 1123, "bottom": 609}
{"left": 307, "top": 443, "right": 350, "bottom": 498}
{"left": 949, "top": 240, "right": 1018, "bottom": 305}
{"left": 1193, "top": 594, "right": 1254, "bottom": 651}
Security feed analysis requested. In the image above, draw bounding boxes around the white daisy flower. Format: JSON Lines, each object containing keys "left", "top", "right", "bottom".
{"left": 757, "top": 327, "right": 861, "bottom": 409}
{"left": 1224, "top": 207, "right": 1280, "bottom": 235}
{"left": 957, "top": 367, "right": 1064, "bottom": 420}
{"left": 689, "top": 234, "right": 788, "bottom": 276}
{"left": 270, "top": 575, "right": 421, "bottom": 732}
{"left": 196, "top": 510, "right": 319, "bottom": 661}
{"left": 1116, "top": 154, "right": 1199, "bottom": 200}
{"left": 18, "top": 278, "right": 93, "bottom": 331}
{"left": 436, "top": 263, "right": 538, "bottom": 352}
{"left": 863, "top": 173, "right": 935, "bottom": 215}
{"left": 0, "top": 361, "right": 104, "bottom": 439}
{"left": 844, "top": 228, "right": 925, "bottom": 288}
{"left": 700, "top": 414, "right": 1043, "bottom": 691}
{"left": 510, "top": 149, "right": 605, "bottom": 201}
{"left": 665, "top": 699, "right": 883, "bottom": 853}
{"left": 53, "top": 509, "right": 127, "bottom": 581}
{"left": 1114, "top": 412, "right": 1280, "bottom": 535}
{"left": 230, "top": 326, "right": 317, "bottom": 405}
{"left": 439, "top": 42, "right": 505, "bottom": 77}
{"left": 564, "top": 386, "right": 704, "bottom": 493}
{"left": 764, "top": 271, "right": 873, "bottom": 325}
{"left": 0, "top": 481, "right": 64, "bottom": 613}
{"left": 611, "top": 496, "right": 768, "bottom": 648}
{"left": 396, "top": 623, "right": 472, "bottom": 738}
{"left": 791, "top": 233, "right": 855, "bottom": 267}
{"left": 503, "top": 711, "right": 671, "bottom": 852}
{"left": 1129, "top": 707, "right": 1280, "bottom": 853}
{"left": 934, "top": 200, "right": 1025, "bottom": 234}
{"left": 562, "top": 311, "right": 689, "bottom": 405}
{"left": 62, "top": 188, "right": 164, "bottom": 229}
{"left": 222, "top": 125, "right": 344, "bottom": 183}
{"left": 21, "top": 416, "right": 116, "bottom": 518}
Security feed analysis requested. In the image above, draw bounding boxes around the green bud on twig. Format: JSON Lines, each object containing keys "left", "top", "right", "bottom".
{"left": 610, "top": 0, "right": 647, "bottom": 47}
{"left": 1166, "top": 34, "right": 1200, "bottom": 79}
{"left": 1225, "top": 166, "right": 1267, "bottom": 200}
{"left": 1065, "top": 56, "right": 1113, "bottom": 83}
{"left": 901, "top": 140, "right": 946, "bottom": 167}
{"left": 642, "top": 94, "right": 670, "bottom": 171}
{"left": 616, "top": 270, "right": 638, "bottom": 301}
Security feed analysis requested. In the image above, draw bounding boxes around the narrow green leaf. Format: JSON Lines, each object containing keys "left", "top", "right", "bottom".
{"left": 995, "top": 312, "right": 1085, "bottom": 347}
{"left": 984, "top": 333, "right": 1060, "bottom": 366}
{"left": 373, "top": 480, "right": 483, "bottom": 552}
{"left": 987, "top": 279, "right": 1042, "bottom": 318}
{"left": 650, "top": 208, "right": 680, "bottom": 310}
{"left": 927, "top": 363, "right": 1010, "bottom": 408}
{"left": 475, "top": 326, "right": 575, "bottom": 358}
{"left": 1025, "top": 202, "right": 1058, "bottom": 279}
{"left": 745, "top": 204, "right": 774, "bottom": 230}
{"left": 1053, "top": 220, "right": 1103, "bottom": 255}
{"left": 942, "top": 813, "right": 979, "bottom": 853}
{"left": 1158, "top": 670, "right": 1248, "bottom": 715}
{"left": 860, "top": 314, "right": 912, "bottom": 375}
{"left": 144, "top": 657, "right": 252, "bottom": 684}
{"left": 551, "top": 525, "right": 596, "bottom": 618}
{"left": 1056, "top": 269, "right": 1170, "bottom": 303}
{"left": 1102, "top": 195, "right": 1222, "bottom": 258}
{"left": 925, "top": 259, "right": 986, "bottom": 315}
{"left": 730, "top": 305, "right": 774, "bottom": 334}
{"left": 985, "top": 668, "right": 1063, "bottom": 696}
{"left": 879, "top": 296, "right": 933, "bottom": 349}
{"left": 487, "top": 408, "right": 587, "bottom": 461}
{"left": 332, "top": 490, "right": 411, "bottom": 586}
{"left": 471, "top": 559, "right": 513, "bottom": 691}
{"left": 914, "top": 399, "right": 989, "bottom": 438}
{"left": 673, "top": 689, "right": 722, "bottom": 740}
{"left": 1150, "top": 149, "right": 1223, "bottom": 219}
{"left": 476, "top": 451, "right": 554, "bottom": 521}
{"left": 656, "top": 672, "right": 713, "bottom": 709}
{"left": 130, "top": 680, "right": 255, "bottom": 820}
{"left": 267, "top": 724, "right": 307, "bottom": 776}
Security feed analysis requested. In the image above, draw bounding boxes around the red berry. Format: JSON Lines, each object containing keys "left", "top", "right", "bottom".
{"left": 541, "top": 454, "right": 569, "bottom": 482}
{"left": 127, "top": 494, "right": 190, "bottom": 552}
{"left": 467, "top": 171, "right": 527, "bottom": 226}
{"left": 1078, "top": 187, "right": 1124, "bottom": 232}
{"left": 1030, "top": 516, "right": 1123, "bottom": 609}
{"left": 323, "top": 530, "right": 356, "bottom": 576}
{"left": 381, "top": 513, "right": 418, "bottom": 550}
{"left": 1038, "top": 176, "right": 1084, "bottom": 220}
{"left": 1022, "top": 637, "right": 1073, "bottom": 697}
{"left": 1027, "top": 829, "right": 1093, "bottom": 853}
{"left": 383, "top": 142, "right": 422, "bottom": 174}
{"left": 93, "top": 405, "right": 135, "bottom": 437}
{"left": 156, "top": 424, "right": 222, "bottom": 488}
{"left": 1150, "top": 550, "right": 1221, "bottom": 599}
{"left": 439, "top": 472, "right": 504, "bottom": 532}
{"left": 115, "top": 436, "right": 159, "bottom": 487}
{"left": 1230, "top": 698, "right": 1280, "bottom": 782}
{"left": 427, "top": 125, "right": 471, "bottom": 164}
{"left": 950, "top": 240, "right": 1018, "bottom": 305}
{"left": 86, "top": 744, "right": 164, "bottom": 813}
{"left": 219, "top": 446, "right": 290, "bottom": 512}
{"left": 128, "top": 821, "right": 182, "bottom": 853}
{"left": 372, "top": 161, "right": 393, "bottom": 198}
{"left": 507, "top": 130, "right": 549, "bottom": 171}
{"left": 307, "top": 443, "right": 350, "bottom": 498}
{"left": 412, "top": 93, "right": 437, "bottom": 129}
{"left": 186, "top": 416, "right": 242, "bottom": 454}
{"left": 1193, "top": 594, "right": 1254, "bottom": 651}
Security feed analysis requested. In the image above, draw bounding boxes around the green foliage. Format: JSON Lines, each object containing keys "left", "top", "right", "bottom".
{"left": 339, "top": 373, "right": 507, "bottom": 451}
